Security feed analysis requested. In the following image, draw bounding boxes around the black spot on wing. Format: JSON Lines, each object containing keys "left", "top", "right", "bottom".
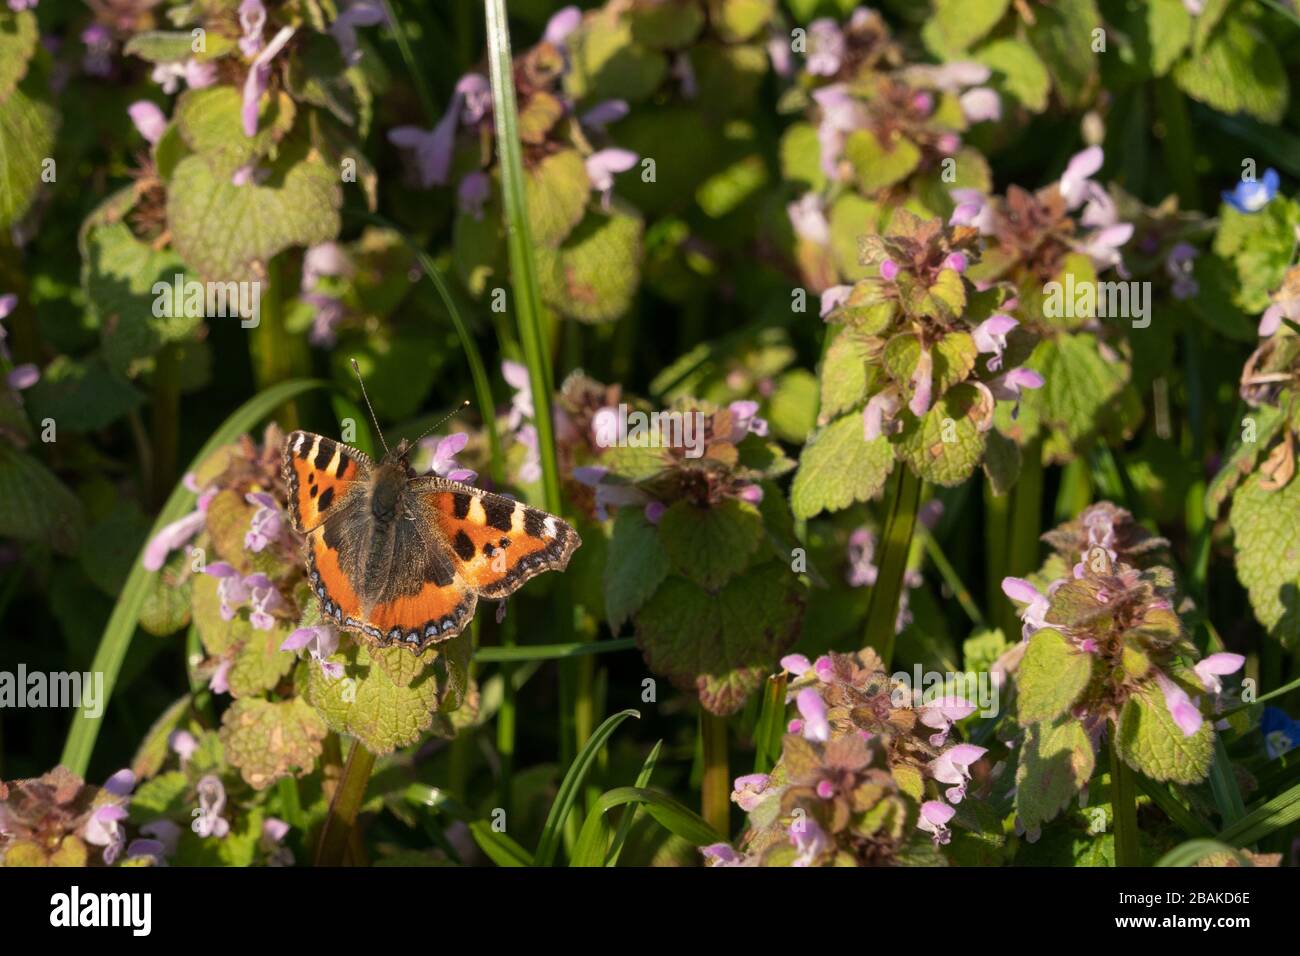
{"left": 318, "top": 487, "right": 335, "bottom": 512}
{"left": 313, "top": 441, "right": 332, "bottom": 471}
{"left": 427, "top": 555, "right": 454, "bottom": 588}
{"left": 483, "top": 496, "right": 515, "bottom": 532}
{"left": 453, "top": 530, "right": 475, "bottom": 562}
{"left": 523, "top": 508, "right": 546, "bottom": 540}
{"left": 335, "top": 452, "right": 350, "bottom": 477}
{"left": 452, "top": 492, "right": 472, "bottom": 519}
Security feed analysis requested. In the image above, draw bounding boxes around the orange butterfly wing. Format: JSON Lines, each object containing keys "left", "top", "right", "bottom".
{"left": 282, "top": 431, "right": 369, "bottom": 532}
{"left": 416, "top": 478, "right": 581, "bottom": 600}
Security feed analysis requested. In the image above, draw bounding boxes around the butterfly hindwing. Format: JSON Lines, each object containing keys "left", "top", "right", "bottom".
{"left": 282, "top": 431, "right": 371, "bottom": 533}
{"left": 415, "top": 477, "right": 581, "bottom": 599}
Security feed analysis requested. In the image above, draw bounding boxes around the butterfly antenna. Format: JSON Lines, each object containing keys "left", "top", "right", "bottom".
{"left": 350, "top": 358, "right": 391, "bottom": 457}
{"left": 409, "top": 400, "right": 472, "bottom": 447}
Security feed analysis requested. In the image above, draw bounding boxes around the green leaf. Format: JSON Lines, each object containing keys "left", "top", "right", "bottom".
{"left": 1023, "top": 333, "right": 1127, "bottom": 446}
{"left": 791, "top": 413, "right": 894, "bottom": 519}
{"left": 828, "top": 192, "right": 883, "bottom": 282}
{"left": 1139, "top": 0, "right": 1193, "bottom": 77}
{"left": 1228, "top": 466, "right": 1300, "bottom": 648}
{"left": 1015, "top": 715, "right": 1096, "bottom": 831}
{"left": 982, "top": 428, "right": 1021, "bottom": 496}
{"left": 845, "top": 129, "right": 922, "bottom": 194}
{"left": 1217, "top": 780, "right": 1300, "bottom": 847}
{"left": 174, "top": 86, "right": 295, "bottom": 168}
{"left": 1026, "top": 0, "right": 1100, "bottom": 108}
{"left": 226, "top": 623, "right": 298, "bottom": 699}
{"left": 60, "top": 380, "right": 326, "bottom": 776}
{"left": 635, "top": 561, "right": 803, "bottom": 715}
{"left": 0, "top": 9, "right": 38, "bottom": 103}
{"left": 220, "top": 697, "right": 327, "bottom": 790}
{"left": 818, "top": 327, "right": 871, "bottom": 420}
{"left": 167, "top": 139, "right": 341, "bottom": 282}
{"left": 535, "top": 709, "right": 640, "bottom": 866}
{"left": 921, "top": 0, "right": 1011, "bottom": 55}
{"left": 566, "top": 8, "right": 668, "bottom": 104}
{"left": 572, "top": 785, "right": 723, "bottom": 866}
{"left": 1017, "top": 627, "right": 1093, "bottom": 726}
{"left": 526, "top": 148, "right": 591, "bottom": 248}
{"left": 975, "top": 38, "right": 1051, "bottom": 113}
{"left": 894, "top": 382, "right": 988, "bottom": 487}
{"left": 24, "top": 355, "right": 144, "bottom": 432}
{"left": 605, "top": 507, "right": 671, "bottom": 630}
{"left": 124, "top": 30, "right": 235, "bottom": 63}
{"left": 1115, "top": 683, "right": 1214, "bottom": 784}
{"left": 536, "top": 208, "right": 643, "bottom": 323}
{"left": 658, "top": 497, "right": 764, "bottom": 589}
{"left": 1172, "top": 16, "right": 1288, "bottom": 123}
{"left": 1155, "top": 839, "right": 1252, "bottom": 867}
{"left": 469, "top": 821, "right": 535, "bottom": 866}
{"left": 779, "top": 121, "right": 826, "bottom": 193}
{"left": 0, "top": 73, "right": 57, "bottom": 229}
{"left": 0, "top": 444, "right": 84, "bottom": 554}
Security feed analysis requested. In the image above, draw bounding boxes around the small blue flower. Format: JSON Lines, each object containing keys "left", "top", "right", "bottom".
{"left": 1222, "top": 168, "right": 1279, "bottom": 214}
{"left": 1260, "top": 706, "right": 1300, "bottom": 760}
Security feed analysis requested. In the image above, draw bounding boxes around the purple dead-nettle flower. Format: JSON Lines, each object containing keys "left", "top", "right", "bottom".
{"left": 767, "top": 30, "right": 794, "bottom": 77}
{"left": 814, "top": 656, "right": 834, "bottom": 682}
{"left": 209, "top": 658, "right": 232, "bottom": 695}
{"left": 1078, "top": 222, "right": 1134, "bottom": 274}
{"left": 737, "top": 484, "right": 764, "bottom": 505}
{"left": 781, "top": 653, "right": 812, "bottom": 676}
{"left": 282, "top": 624, "right": 344, "bottom": 680}
{"left": 988, "top": 367, "right": 1044, "bottom": 418}
{"left": 819, "top": 284, "right": 852, "bottom": 318}
{"left": 143, "top": 487, "right": 216, "bottom": 571}
{"left": 104, "top": 768, "right": 136, "bottom": 797}
{"left": 422, "top": 432, "right": 477, "bottom": 483}
{"left": 701, "top": 842, "right": 745, "bottom": 866}
{"left": 959, "top": 87, "right": 1001, "bottom": 124}
{"left": 503, "top": 360, "right": 534, "bottom": 429}
{"left": 151, "top": 59, "right": 218, "bottom": 94}
{"left": 244, "top": 491, "right": 285, "bottom": 552}
{"left": 515, "top": 424, "right": 543, "bottom": 484}
{"left": 728, "top": 400, "right": 768, "bottom": 439}
{"left": 586, "top": 148, "right": 638, "bottom": 211}
{"left": 544, "top": 5, "right": 582, "bottom": 48}
{"left": 169, "top": 729, "right": 198, "bottom": 764}
{"left": 846, "top": 527, "right": 878, "bottom": 588}
{"left": 917, "top": 800, "right": 956, "bottom": 846}
{"left": 972, "top": 314, "right": 1017, "bottom": 372}
{"left": 204, "top": 562, "right": 251, "bottom": 620}
{"left": 1165, "top": 242, "right": 1199, "bottom": 300}
{"left": 1059, "top": 145, "right": 1104, "bottom": 210}
{"left": 81, "top": 24, "right": 113, "bottom": 77}
{"left": 193, "top": 775, "right": 231, "bottom": 838}
{"left": 580, "top": 99, "right": 629, "bottom": 131}
{"left": 795, "top": 688, "right": 831, "bottom": 742}
{"left": 790, "top": 816, "right": 829, "bottom": 867}
{"left": 787, "top": 192, "right": 830, "bottom": 246}
{"left": 84, "top": 804, "right": 128, "bottom": 863}
{"left": 1194, "top": 653, "right": 1245, "bottom": 696}
{"left": 304, "top": 292, "right": 346, "bottom": 347}
{"left": 458, "top": 170, "right": 491, "bottom": 219}
{"left": 231, "top": 163, "right": 269, "bottom": 187}
{"left": 388, "top": 74, "right": 491, "bottom": 188}
{"left": 572, "top": 465, "right": 648, "bottom": 521}
{"left": 1260, "top": 281, "right": 1300, "bottom": 338}
{"left": 909, "top": 347, "right": 934, "bottom": 416}
{"left": 8, "top": 0, "right": 39, "bottom": 10}
{"left": 949, "top": 188, "right": 995, "bottom": 234}
{"left": 330, "top": 0, "right": 386, "bottom": 65}
{"left": 1183, "top": 0, "right": 1205, "bottom": 12}
{"left": 862, "top": 388, "right": 901, "bottom": 441}
{"left": 125, "top": 838, "right": 166, "bottom": 864}
{"left": 930, "top": 743, "right": 985, "bottom": 804}
{"left": 1155, "top": 671, "right": 1202, "bottom": 737}
{"left": 301, "top": 242, "right": 351, "bottom": 289}
{"left": 245, "top": 573, "right": 284, "bottom": 630}
{"left": 140, "top": 819, "right": 181, "bottom": 857}
{"left": 671, "top": 52, "right": 697, "bottom": 98}
{"left": 243, "top": 25, "right": 295, "bottom": 138}
{"left": 731, "top": 773, "right": 771, "bottom": 812}
{"left": 944, "top": 252, "right": 968, "bottom": 273}
{"left": 918, "top": 697, "right": 977, "bottom": 748}
{"left": 643, "top": 500, "right": 665, "bottom": 524}
{"left": 261, "top": 817, "right": 295, "bottom": 866}
{"left": 806, "top": 18, "right": 846, "bottom": 76}
{"left": 239, "top": 0, "right": 267, "bottom": 56}
{"left": 813, "top": 85, "right": 867, "bottom": 182}
{"left": 879, "top": 258, "right": 900, "bottom": 281}
{"left": 1001, "top": 576, "right": 1051, "bottom": 639}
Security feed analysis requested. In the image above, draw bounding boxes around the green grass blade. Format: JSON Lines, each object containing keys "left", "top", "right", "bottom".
{"left": 1208, "top": 734, "right": 1248, "bottom": 826}
{"left": 1218, "top": 780, "right": 1300, "bottom": 847}
{"left": 484, "top": 0, "right": 561, "bottom": 513}
{"left": 474, "top": 638, "right": 637, "bottom": 662}
{"left": 469, "top": 820, "right": 535, "bottom": 866}
{"left": 534, "top": 708, "right": 639, "bottom": 866}
{"left": 60, "top": 379, "right": 326, "bottom": 776}
{"left": 753, "top": 672, "right": 788, "bottom": 774}
{"left": 1155, "top": 839, "right": 1253, "bottom": 867}
{"left": 604, "top": 740, "right": 663, "bottom": 867}
{"left": 1135, "top": 776, "right": 1213, "bottom": 838}
{"left": 863, "top": 466, "right": 922, "bottom": 666}
{"left": 572, "top": 787, "right": 724, "bottom": 866}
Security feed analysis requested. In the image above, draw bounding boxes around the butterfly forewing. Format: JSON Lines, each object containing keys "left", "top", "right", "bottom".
{"left": 283, "top": 431, "right": 371, "bottom": 532}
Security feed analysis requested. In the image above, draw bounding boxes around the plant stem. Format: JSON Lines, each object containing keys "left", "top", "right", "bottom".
{"left": 248, "top": 256, "right": 305, "bottom": 429}
{"left": 923, "top": 534, "right": 984, "bottom": 626}
{"left": 495, "top": 613, "right": 516, "bottom": 820}
{"left": 984, "top": 480, "right": 1009, "bottom": 621}
{"left": 700, "top": 709, "right": 730, "bottom": 837}
{"left": 380, "top": 0, "right": 438, "bottom": 122}
{"left": 863, "top": 466, "right": 923, "bottom": 666}
{"left": 150, "top": 343, "right": 181, "bottom": 509}
{"left": 314, "top": 739, "right": 376, "bottom": 866}
{"left": 1110, "top": 738, "right": 1141, "bottom": 866}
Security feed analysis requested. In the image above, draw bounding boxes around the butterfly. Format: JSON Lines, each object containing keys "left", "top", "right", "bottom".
{"left": 281, "top": 373, "right": 580, "bottom": 653}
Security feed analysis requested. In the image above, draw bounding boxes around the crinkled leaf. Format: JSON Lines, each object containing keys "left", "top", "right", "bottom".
{"left": 0, "top": 9, "right": 38, "bottom": 103}
{"left": 0, "top": 74, "right": 58, "bottom": 229}
{"left": 845, "top": 129, "right": 921, "bottom": 194}
{"left": 220, "top": 697, "right": 327, "bottom": 790}
{"left": 893, "top": 382, "right": 987, "bottom": 486}
{"left": 537, "top": 207, "right": 643, "bottom": 323}
{"left": 1026, "top": 0, "right": 1100, "bottom": 108}
{"left": 605, "top": 505, "right": 671, "bottom": 631}
{"left": 527, "top": 148, "right": 591, "bottom": 248}
{"left": 0, "top": 443, "right": 84, "bottom": 554}
{"left": 1172, "top": 16, "right": 1288, "bottom": 124}
{"left": 1015, "top": 715, "right": 1095, "bottom": 830}
{"left": 1229, "top": 465, "right": 1300, "bottom": 648}
{"left": 1115, "top": 683, "right": 1213, "bottom": 784}
{"left": 790, "top": 414, "right": 894, "bottom": 519}
{"left": 658, "top": 497, "right": 764, "bottom": 590}
{"left": 921, "top": 0, "right": 1010, "bottom": 55}
{"left": 818, "top": 327, "right": 872, "bottom": 420}
{"left": 1017, "top": 627, "right": 1093, "bottom": 726}
{"left": 975, "top": 38, "right": 1051, "bottom": 113}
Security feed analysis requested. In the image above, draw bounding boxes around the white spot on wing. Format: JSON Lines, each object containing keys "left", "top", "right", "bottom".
{"left": 543, "top": 517, "right": 557, "bottom": 539}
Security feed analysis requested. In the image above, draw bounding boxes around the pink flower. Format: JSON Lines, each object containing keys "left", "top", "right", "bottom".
{"left": 1001, "top": 577, "right": 1051, "bottom": 639}
{"left": 586, "top": 148, "right": 638, "bottom": 210}
{"left": 388, "top": 74, "right": 491, "bottom": 187}
{"left": 1194, "top": 653, "right": 1245, "bottom": 695}
{"left": 959, "top": 87, "right": 1001, "bottom": 123}
{"left": 863, "top": 389, "right": 901, "bottom": 441}
{"left": 142, "top": 488, "right": 214, "bottom": 571}
{"left": 806, "top": 18, "right": 845, "bottom": 76}
{"left": 208, "top": 658, "right": 232, "bottom": 695}
{"left": 730, "top": 773, "right": 771, "bottom": 812}
{"left": 949, "top": 188, "right": 995, "bottom": 234}
{"left": 282, "top": 625, "right": 343, "bottom": 680}
{"left": 169, "top": 730, "right": 198, "bottom": 763}
{"left": 502, "top": 359, "right": 534, "bottom": 429}
{"left": 727, "top": 400, "right": 768, "bottom": 440}
{"left": 918, "top": 799, "right": 956, "bottom": 846}
{"left": 812, "top": 85, "right": 866, "bottom": 181}
{"left": 244, "top": 491, "right": 284, "bottom": 552}
{"left": 972, "top": 314, "right": 1017, "bottom": 372}
{"left": 242, "top": 26, "right": 295, "bottom": 137}
{"left": 1155, "top": 671, "right": 1203, "bottom": 737}
{"left": 643, "top": 500, "right": 665, "bottom": 524}
{"left": 879, "top": 258, "right": 900, "bottom": 281}
{"left": 422, "top": 432, "right": 476, "bottom": 483}
{"left": 128, "top": 101, "right": 167, "bottom": 144}
{"left": 458, "top": 170, "right": 491, "bottom": 219}
{"left": 929, "top": 743, "right": 986, "bottom": 803}
{"left": 790, "top": 816, "right": 828, "bottom": 866}
{"left": 239, "top": 0, "right": 267, "bottom": 57}
{"left": 193, "top": 775, "right": 231, "bottom": 838}
{"left": 918, "top": 697, "right": 977, "bottom": 747}
{"left": 1079, "top": 223, "right": 1134, "bottom": 273}
{"left": 83, "top": 805, "right": 128, "bottom": 863}
{"left": 846, "top": 527, "right": 878, "bottom": 588}
{"left": 796, "top": 688, "right": 830, "bottom": 742}
{"left": 1059, "top": 146, "right": 1104, "bottom": 210}
{"left": 787, "top": 192, "right": 830, "bottom": 245}
{"left": 330, "top": 0, "right": 386, "bottom": 65}
{"left": 989, "top": 367, "right": 1044, "bottom": 418}
{"left": 908, "top": 347, "right": 933, "bottom": 417}
{"left": 701, "top": 842, "right": 745, "bottom": 866}
{"left": 581, "top": 99, "right": 629, "bottom": 130}
{"left": 780, "top": 654, "right": 811, "bottom": 676}
{"left": 819, "top": 284, "right": 852, "bottom": 318}
{"left": 544, "top": 5, "right": 582, "bottom": 47}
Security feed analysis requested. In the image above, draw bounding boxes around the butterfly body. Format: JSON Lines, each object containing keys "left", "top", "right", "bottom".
{"left": 283, "top": 430, "right": 579, "bottom": 653}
